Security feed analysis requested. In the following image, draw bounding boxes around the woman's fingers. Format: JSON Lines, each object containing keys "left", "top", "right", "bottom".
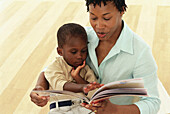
{"left": 30, "top": 92, "right": 49, "bottom": 107}
{"left": 81, "top": 102, "right": 101, "bottom": 114}
{"left": 35, "top": 96, "right": 49, "bottom": 107}
{"left": 81, "top": 99, "right": 109, "bottom": 114}
{"left": 30, "top": 86, "right": 49, "bottom": 107}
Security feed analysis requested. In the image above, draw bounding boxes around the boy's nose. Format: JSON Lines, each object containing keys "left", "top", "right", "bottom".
{"left": 77, "top": 53, "right": 83, "bottom": 59}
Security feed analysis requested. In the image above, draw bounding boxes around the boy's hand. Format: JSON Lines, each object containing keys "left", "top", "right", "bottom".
{"left": 71, "top": 61, "right": 86, "bottom": 78}
{"left": 83, "top": 82, "right": 104, "bottom": 94}
{"left": 30, "top": 86, "right": 50, "bottom": 107}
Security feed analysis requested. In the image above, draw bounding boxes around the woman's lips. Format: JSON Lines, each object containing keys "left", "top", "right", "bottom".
{"left": 97, "top": 33, "right": 106, "bottom": 38}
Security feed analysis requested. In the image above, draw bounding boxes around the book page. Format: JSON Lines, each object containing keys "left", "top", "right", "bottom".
{"left": 90, "top": 88, "right": 147, "bottom": 103}
{"left": 91, "top": 78, "right": 144, "bottom": 99}
{"left": 32, "top": 78, "right": 146, "bottom": 104}
{"left": 33, "top": 90, "right": 90, "bottom": 103}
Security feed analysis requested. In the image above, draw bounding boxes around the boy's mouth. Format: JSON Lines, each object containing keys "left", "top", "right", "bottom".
{"left": 75, "top": 62, "right": 82, "bottom": 65}
{"left": 75, "top": 61, "right": 83, "bottom": 66}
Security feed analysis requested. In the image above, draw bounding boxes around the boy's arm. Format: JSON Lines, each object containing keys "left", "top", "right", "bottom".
{"left": 71, "top": 74, "right": 89, "bottom": 84}
{"left": 63, "top": 82, "right": 102, "bottom": 94}
{"left": 63, "top": 82, "right": 87, "bottom": 93}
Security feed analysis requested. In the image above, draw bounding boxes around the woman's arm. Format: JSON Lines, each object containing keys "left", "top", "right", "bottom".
{"left": 30, "top": 72, "right": 50, "bottom": 107}
{"left": 83, "top": 100, "right": 140, "bottom": 114}
{"left": 35, "top": 72, "right": 49, "bottom": 90}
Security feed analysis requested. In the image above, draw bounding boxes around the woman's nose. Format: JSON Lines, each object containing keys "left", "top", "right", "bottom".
{"left": 96, "top": 20, "right": 104, "bottom": 29}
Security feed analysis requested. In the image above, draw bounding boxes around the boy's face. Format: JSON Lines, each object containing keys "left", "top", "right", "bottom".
{"left": 58, "top": 37, "right": 88, "bottom": 68}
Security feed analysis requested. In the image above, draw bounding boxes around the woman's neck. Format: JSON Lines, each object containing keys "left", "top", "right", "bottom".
{"left": 108, "top": 20, "right": 124, "bottom": 45}
{"left": 96, "top": 20, "right": 124, "bottom": 66}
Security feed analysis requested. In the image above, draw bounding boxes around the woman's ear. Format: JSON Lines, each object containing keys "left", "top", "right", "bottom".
{"left": 120, "top": 10, "right": 125, "bottom": 16}
{"left": 57, "top": 47, "right": 63, "bottom": 56}
{"left": 120, "top": 7, "right": 125, "bottom": 16}
{"left": 121, "top": 11, "right": 124, "bottom": 16}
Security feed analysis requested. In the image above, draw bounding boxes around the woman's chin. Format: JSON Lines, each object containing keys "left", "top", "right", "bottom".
{"left": 99, "top": 37, "right": 108, "bottom": 41}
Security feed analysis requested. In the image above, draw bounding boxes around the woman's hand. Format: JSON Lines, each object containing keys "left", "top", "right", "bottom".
{"left": 81, "top": 99, "right": 140, "bottom": 114}
{"left": 81, "top": 99, "right": 115, "bottom": 114}
{"left": 30, "top": 86, "right": 50, "bottom": 107}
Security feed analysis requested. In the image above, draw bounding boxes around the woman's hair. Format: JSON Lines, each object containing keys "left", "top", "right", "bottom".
{"left": 57, "top": 23, "right": 87, "bottom": 48}
{"left": 85, "top": 0, "right": 127, "bottom": 12}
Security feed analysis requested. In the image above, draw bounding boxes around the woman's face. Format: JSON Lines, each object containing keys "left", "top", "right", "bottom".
{"left": 89, "top": 2, "right": 124, "bottom": 41}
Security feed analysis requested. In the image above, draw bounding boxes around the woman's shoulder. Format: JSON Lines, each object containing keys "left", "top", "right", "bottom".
{"left": 124, "top": 22, "right": 150, "bottom": 50}
{"left": 133, "top": 32, "right": 150, "bottom": 50}
{"left": 84, "top": 26, "right": 95, "bottom": 36}
{"left": 84, "top": 26, "right": 93, "bottom": 32}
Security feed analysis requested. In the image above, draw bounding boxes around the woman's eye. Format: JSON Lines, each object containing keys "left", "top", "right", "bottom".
{"left": 103, "top": 17, "right": 112, "bottom": 21}
{"left": 91, "top": 17, "right": 97, "bottom": 20}
{"left": 104, "top": 17, "right": 111, "bottom": 21}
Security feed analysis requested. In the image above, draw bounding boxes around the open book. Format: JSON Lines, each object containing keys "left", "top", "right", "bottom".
{"left": 33, "top": 78, "right": 148, "bottom": 104}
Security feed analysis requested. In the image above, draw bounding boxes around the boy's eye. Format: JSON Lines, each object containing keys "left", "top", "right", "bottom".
{"left": 81, "top": 49, "right": 87, "bottom": 53}
{"left": 71, "top": 51, "right": 77, "bottom": 54}
{"left": 71, "top": 52, "right": 76, "bottom": 54}
{"left": 81, "top": 50, "right": 87, "bottom": 53}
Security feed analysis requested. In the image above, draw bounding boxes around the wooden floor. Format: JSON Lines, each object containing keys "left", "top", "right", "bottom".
{"left": 0, "top": 0, "right": 170, "bottom": 114}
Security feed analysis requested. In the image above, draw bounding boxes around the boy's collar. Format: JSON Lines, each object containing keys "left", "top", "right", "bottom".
{"left": 60, "top": 56, "right": 73, "bottom": 72}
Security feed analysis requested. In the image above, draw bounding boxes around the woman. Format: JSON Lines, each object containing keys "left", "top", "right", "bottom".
{"left": 30, "top": 0, "right": 160, "bottom": 113}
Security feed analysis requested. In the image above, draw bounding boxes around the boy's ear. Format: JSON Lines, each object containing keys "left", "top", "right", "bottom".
{"left": 57, "top": 47, "right": 63, "bottom": 56}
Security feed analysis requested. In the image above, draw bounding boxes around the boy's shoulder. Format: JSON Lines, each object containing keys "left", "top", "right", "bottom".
{"left": 47, "top": 56, "right": 67, "bottom": 68}
{"left": 84, "top": 64, "right": 91, "bottom": 70}
{"left": 83, "top": 64, "right": 94, "bottom": 73}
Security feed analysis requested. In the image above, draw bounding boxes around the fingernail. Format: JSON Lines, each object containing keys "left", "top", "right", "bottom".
{"left": 81, "top": 103, "right": 85, "bottom": 106}
{"left": 85, "top": 105, "right": 89, "bottom": 108}
{"left": 42, "top": 97, "right": 47, "bottom": 100}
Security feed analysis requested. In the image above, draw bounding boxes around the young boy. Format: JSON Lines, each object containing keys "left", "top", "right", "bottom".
{"left": 45, "top": 23, "right": 97, "bottom": 114}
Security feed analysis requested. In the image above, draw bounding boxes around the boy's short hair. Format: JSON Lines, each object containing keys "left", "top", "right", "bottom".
{"left": 57, "top": 23, "right": 87, "bottom": 48}
{"left": 85, "top": 0, "right": 127, "bottom": 12}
